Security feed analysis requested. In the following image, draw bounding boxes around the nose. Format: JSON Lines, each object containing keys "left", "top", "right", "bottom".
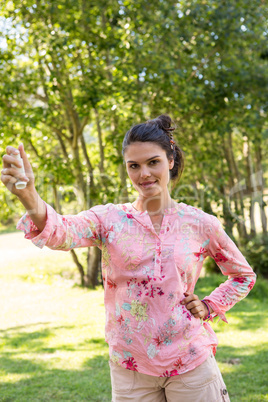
{"left": 140, "top": 165, "right": 151, "bottom": 179}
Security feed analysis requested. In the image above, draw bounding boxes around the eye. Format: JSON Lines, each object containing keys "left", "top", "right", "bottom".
{"left": 129, "top": 164, "right": 138, "bottom": 169}
{"left": 150, "top": 159, "right": 160, "bottom": 165}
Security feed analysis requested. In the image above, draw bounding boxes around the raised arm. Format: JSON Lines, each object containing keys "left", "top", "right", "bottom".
{"left": 1, "top": 144, "right": 47, "bottom": 231}
{"left": 2, "top": 145, "right": 107, "bottom": 251}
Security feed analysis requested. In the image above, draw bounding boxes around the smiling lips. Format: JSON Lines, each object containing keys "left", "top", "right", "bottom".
{"left": 140, "top": 180, "right": 157, "bottom": 188}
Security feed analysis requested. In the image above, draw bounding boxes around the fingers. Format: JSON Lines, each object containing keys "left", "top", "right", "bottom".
{"left": 1, "top": 173, "right": 17, "bottom": 185}
{"left": 184, "top": 292, "right": 197, "bottom": 300}
{"left": 1, "top": 169, "right": 28, "bottom": 192}
{"left": 3, "top": 144, "right": 33, "bottom": 175}
{"left": 1, "top": 167, "right": 28, "bottom": 180}
{"left": 18, "top": 143, "right": 31, "bottom": 171}
{"left": 185, "top": 300, "right": 202, "bottom": 311}
{"left": 182, "top": 292, "right": 198, "bottom": 305}
{"left": 4, "top": 144, "right": 30, "bottom": 169}
{"left": 4, "top": 146, "right": 21, "bottom": 167}
{"left": 6, "top": 146, "right": 20, "bottom": 156}
{"left": 181, "top": 292, "right": 206, "bottom": 319}
{"left": 0, "top": 171, "right": 16, "bottom": 193}
{"left": 189, "top": 306, "right": 204, "bottom": 318}
{"left": 2, "top": 153, "right": 23, "bottom": 169}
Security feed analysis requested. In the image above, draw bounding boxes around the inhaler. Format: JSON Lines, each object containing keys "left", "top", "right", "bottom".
{"left": 11, "top": 153, "right": 27, "bottom": 189}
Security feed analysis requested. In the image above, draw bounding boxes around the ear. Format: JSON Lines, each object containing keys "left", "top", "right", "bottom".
{"left": 169, "top": 158, "right": 174, "bottom": 170}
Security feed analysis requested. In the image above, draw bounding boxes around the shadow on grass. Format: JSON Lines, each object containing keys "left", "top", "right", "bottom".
{"left": 0, "top": 355, "right": 111, "bottom": 402}
{"left": 1, "top": 327, "right": 267, "bottom": 402}
{"left": 0, "top": 323, "right": 108, "bottom": 353}
{"left": 1, "top": 340, "right": 267, "bottom": 401}
{"left": 216, "top": 344, "right": 268, "bottom": 401}
{"left": 0, "top": 325, "right": 111, "bottom": 401}
{"left": 2, "top": 328, "right": 53, "bottom": 351}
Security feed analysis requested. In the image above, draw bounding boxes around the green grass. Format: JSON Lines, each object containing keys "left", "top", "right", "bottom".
{"left": 1, "top": 249, "right": 87, "bottom": 285}
{"left": 0, "top": 249, "right": 267, "bottom": 401}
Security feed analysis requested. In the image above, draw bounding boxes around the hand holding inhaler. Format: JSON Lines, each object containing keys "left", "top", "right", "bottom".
{"left": 11, "top": 152, "right": 27, "bottom": 189}
{"left": 1, "top": 144, "right": 47, "bottom": 231}
{"left": 1, "top": 144, "right": 33, "bottom": 195}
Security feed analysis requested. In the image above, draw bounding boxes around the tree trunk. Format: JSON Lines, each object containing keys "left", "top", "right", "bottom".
{"left": 111, "top": 114, "right": 129, "bottom": 204}
{"left": 118, "top": 163, "right": 129, "bottom": 204}
{"left": 243, "top": 136, "right": 256, "bottom": 236}
{"left": 94, "top": 108, "right": 105, "bottom": 173}
{"left": 220, "top": 184, "right": 235, "bottom": 239}
{"left": 70, "top": 143, "right": 87, "bottom": 210}
{"left": 52, "top": 183, "right": 62, "bottom": 214}
{"left": 70, "top": 249, "right": 86, "bottom": 286}
{"left": 86, "top": 247, "right": 101, "bottom": 288}
{"left": 223, "top": 132, "right": 248, "bottom": 240}
{"left": 227, "top": 131, "right": 248, "bottom": 239}
{"left": 222, "top": 140, "right": 241, "bottom": 234}
{"left": 255, "top": 141, "right": 267, "bottom": 234}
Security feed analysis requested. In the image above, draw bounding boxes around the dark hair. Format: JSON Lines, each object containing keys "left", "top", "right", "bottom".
{"left": 122, "top": 115, "right": 184, "bottom": 181}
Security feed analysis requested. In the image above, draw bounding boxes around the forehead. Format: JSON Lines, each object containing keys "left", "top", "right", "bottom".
{"left": 124, "top": 141, "right": 165, "bottom": 162}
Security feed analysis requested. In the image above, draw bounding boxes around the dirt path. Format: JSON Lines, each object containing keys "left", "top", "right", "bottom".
{"left": 0, "top": 231, "right": 55, "bottom": 267}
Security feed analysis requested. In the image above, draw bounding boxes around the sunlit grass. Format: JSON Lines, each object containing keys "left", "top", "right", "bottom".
{"left": 1, "top": 248, "right": 87, "bottom": 285}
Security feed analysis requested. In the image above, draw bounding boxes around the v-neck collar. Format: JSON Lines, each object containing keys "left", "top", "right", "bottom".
{"left": 123, "top": 202, "right": 184, "bottom": 216}
{"left": 120, "top": 202, "right": 184, "bottom": 238}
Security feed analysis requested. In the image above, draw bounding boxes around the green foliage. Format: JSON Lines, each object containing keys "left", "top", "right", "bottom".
{"left": 0, "top": 0, "right": 267, "bottom": 236}
{"left": 247, "top": 271, "right": 268, "bottom": 299}
{"left": 241, "top": 234, "right": 268, "bottom": 278}
{"left": 203, "top": 256, "right": 219, "bottom": 275}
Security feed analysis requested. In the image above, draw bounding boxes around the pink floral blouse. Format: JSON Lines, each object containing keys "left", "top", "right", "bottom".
{"left": 17, "top": 201, "right": 256, "bottom": 377}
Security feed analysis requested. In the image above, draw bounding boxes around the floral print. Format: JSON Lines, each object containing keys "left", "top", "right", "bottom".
{"left": 130, "top": 300, "right": 149, "bottom": 322}
{"left": 17, "top": 201, "right": 256, "bottom": 377}
{"left": 122, "top": 356, "right": 138, "bottom": 371}
{"left": 121, "top": 300, "right": 149, "bottom": 322}
{"left": 126, "top": 274, "right": 165, "bottom": 299}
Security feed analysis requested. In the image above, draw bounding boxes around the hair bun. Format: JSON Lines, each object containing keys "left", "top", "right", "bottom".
{"left": 149, "top": 114, "right": 175, "bottom": 133}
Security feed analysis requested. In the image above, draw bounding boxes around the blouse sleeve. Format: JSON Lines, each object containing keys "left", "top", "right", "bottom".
{"left": 203, "top": 216, "right": 256, "bottom": 323}
{"left": 16, "top": 201, "right": 111, "bottom": 251}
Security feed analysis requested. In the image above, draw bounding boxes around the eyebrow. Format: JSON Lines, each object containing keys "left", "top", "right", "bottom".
{"left": 126, "top": 155, "right": 161, "bottom": 164}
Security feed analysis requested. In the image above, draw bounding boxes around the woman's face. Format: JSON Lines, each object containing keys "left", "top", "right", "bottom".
{"left": 124, "top": 141, "right": 174, "bottom": 200}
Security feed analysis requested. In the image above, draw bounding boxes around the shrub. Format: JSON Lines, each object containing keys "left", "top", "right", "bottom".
{"left": 241, "top": 234, "right": 268, "bottom": 278}
{"left": 204, "top": 256, "right": 219, "bottom": 275}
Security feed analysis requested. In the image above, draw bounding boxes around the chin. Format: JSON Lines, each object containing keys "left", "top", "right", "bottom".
{"left": 141, "top": 188, "right": 164, "bottom": 198}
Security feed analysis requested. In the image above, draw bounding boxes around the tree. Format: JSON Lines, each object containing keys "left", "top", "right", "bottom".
{"left": 1, "top": 0, "right": 267, "bottom": 280}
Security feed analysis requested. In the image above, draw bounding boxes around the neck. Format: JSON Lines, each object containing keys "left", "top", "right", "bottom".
{"left": 133, "top": 192, "right": 175, "bottom": 215}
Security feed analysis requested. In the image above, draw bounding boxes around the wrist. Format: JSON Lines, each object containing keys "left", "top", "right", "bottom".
{"left": 201, "top": 300, "right": 211, "bottom": 320}
{"left": 17, "top": 188, "right": 41, "bottom": 214}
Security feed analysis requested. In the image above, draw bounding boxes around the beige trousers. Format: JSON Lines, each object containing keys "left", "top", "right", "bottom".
{"left": 109, "top": 350, "right": 230, "bottom": 402}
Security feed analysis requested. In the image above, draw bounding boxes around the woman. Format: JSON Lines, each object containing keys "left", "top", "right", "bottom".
{"left": 1, "top": 115, "right": 256, "bottom": 401}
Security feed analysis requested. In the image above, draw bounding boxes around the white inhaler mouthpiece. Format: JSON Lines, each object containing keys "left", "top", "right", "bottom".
{"left": 11, "top": 152, "right": 27, "bottom": 190}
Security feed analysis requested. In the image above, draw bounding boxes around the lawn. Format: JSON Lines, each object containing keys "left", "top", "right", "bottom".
{"left": 1, "top": 248, "right": 267, "bottom": 401}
